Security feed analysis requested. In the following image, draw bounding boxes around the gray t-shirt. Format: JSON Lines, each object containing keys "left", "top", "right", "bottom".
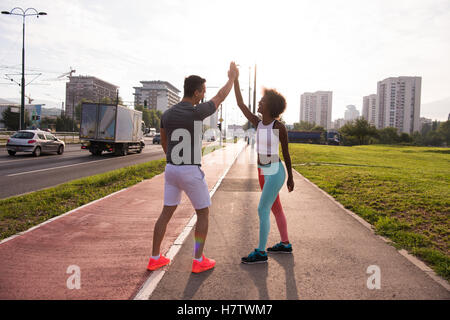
{"left": 161, "top": 100, "right": 216, "bottom": 166}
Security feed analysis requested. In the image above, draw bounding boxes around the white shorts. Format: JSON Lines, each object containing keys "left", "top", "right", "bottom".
{"left": 163, "top": 164, "right": 211, "bottom": 210}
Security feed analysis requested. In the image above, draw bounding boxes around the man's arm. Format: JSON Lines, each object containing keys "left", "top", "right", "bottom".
{"left": 210, "top": 62, "right": 238, "bottom": 109}
{"left": 160, "top": 127, "right": 168, "bottom": 154}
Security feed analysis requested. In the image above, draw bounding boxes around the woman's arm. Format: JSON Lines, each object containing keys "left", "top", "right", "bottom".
{"left": 234, "top": 76, "right": 260, "bottom": 127}
{"left": 275, "top": 121, "right": 294, "bottom": 192}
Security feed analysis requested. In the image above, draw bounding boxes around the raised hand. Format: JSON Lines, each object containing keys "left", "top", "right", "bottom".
{"left": 228, "top": 61, "right": 239, "bottom": 80}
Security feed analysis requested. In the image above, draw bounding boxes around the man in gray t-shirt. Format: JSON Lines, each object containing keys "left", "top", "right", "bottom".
{"left": 160, "top": 99, "right": 215, "bottom": 166}
{"left": 148, "top": 62, "right": 239, "bottom": 274}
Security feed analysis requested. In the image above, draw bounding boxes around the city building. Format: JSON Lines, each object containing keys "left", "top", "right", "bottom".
{"left": 362, "top": 94, "right": 377, "bottom": 125}
{"left": 333, "top": 118, "right": 347, "bottom": 130}
{"left": 344, "top": 105, "right": 360, "bottom": 121}
{"left": 300, "top": 91, "right": 332, "bottom": 130}
{"left": 65, "top": 76, "right": 119, "bottom": 119}
{"left": 133, "top": 81, "right": 180, "bottom": 113}
{"left": 419, "top": 117, "right": 433, "bottom": 131}
{"left": 376, "top": 76, "right": 421, "bottom": 134}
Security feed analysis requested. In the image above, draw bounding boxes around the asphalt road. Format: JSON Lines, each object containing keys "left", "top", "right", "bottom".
{"left": 0, "top": 138, "right": 166, "bottom": 199}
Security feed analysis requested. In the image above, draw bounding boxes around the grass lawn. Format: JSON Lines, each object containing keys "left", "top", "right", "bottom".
{"left": 288, "top": 143, "right": 450, "bottom": 280}
{"left": 0, "top": 143, "right": 224, "bottom": 241}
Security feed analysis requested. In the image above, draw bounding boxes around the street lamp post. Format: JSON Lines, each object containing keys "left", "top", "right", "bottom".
{"left": 1, "top": 7, "right": 47, "bottom": 130}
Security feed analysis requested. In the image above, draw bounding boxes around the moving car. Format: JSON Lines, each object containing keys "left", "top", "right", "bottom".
{"left": 152, "top": 133, "right": 161, "bottom": 144}
{"left": 6, "top": 130, "right": 65, "bottom": 157}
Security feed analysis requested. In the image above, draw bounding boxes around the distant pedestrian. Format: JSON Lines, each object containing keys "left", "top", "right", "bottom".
{"left": 233, "top": 65, "right": 294, "bottom": 264}
{"left": 148, "top": 62, "right": 238, "bottom": 273}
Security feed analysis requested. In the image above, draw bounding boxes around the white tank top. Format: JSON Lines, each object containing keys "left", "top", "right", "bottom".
{"left": 256, "top": 120, "right": 279, "bottom": 156}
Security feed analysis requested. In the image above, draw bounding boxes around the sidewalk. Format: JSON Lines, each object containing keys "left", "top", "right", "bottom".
{"left": 149, "top": 145, "right": 450, "bottom": 300}
{"left": 0, "top": 141, "right": 246, "bottom": 299}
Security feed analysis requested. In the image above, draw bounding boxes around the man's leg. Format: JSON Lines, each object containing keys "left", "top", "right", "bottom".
{"left": 152, "top": 205, "right": 177, "bottom": 256}
{"left": 193, "top": 207, "right": 209, "bottom": 259}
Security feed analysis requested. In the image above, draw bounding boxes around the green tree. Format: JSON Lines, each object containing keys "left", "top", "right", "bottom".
{"left": 0, "top": 107, "right": 31, "bottom": 130}
{"left": 293, "top": 121, "right": 315, "bottom": 131}
{"left": 411, "top": 131, "right": 423, "bottom": 146}
{"left": 421, "top": 123, "right": 432, "bottom": 137}
{"left": 377, "top": 127, "right": 401, "bottom": 144}
{"left": 339, "top": 118, "right": 378, "bottom": 145}
{"left": 135, "top": 105, "right": 162, "bottom": 131}
{"left": 40, "top": 117, "right": 57, "bottom": 130}
{"left": 437, "top": 120, "right": 450, "bottom": 145}
{"left": 424, "top": 130, "right": 444, "bottom": 146}
{"left": 399, "top": 132, "right": 412, "bottom": 143}
{"left": 56, "top": 114, "right": 77, "bottom": 132}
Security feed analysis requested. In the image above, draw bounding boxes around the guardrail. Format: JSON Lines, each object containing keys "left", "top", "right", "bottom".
{"left": 0, "top": 131, "right": 80, "bottom": 146}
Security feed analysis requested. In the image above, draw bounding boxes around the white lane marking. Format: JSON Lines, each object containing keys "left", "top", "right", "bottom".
{"left": 0, "top": 152, "right": 81, "bottom": 165}
{"left": 6, "top": 158, "right": 119, "bottom": 177}
{"left": 133, "top": 142, "right": 247, "bottom": 300}
{"left": 0, "top": 145, "right": 160, "bottom": 165}
{"left": 5, "top": 150, "right": 162, "bottom": 177}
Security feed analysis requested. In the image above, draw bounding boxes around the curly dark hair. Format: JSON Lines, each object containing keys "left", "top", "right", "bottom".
{"left": 264, "top": 88, "right": 286, "bottom": 119}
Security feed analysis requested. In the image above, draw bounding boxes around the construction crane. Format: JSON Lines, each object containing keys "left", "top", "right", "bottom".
{"left": 25, "top": 94, "right": 34, "bottom": 104}
{"left": 43, "top": 67, "right": 76, "bottom": 81}
{"left": 58, "top": 66, "right": 76, "bottom": 79}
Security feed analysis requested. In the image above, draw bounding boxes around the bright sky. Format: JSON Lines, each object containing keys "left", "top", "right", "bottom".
{"left": 1, "top": 0, "right": 449, "bottom": 125}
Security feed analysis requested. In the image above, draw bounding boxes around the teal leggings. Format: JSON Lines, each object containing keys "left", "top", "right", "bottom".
{"left": 257, "top": 161, "right": 286, "bottom": 251}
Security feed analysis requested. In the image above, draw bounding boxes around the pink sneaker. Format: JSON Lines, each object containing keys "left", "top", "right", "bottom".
{"left": 192, "top": 255, "right": 216, "bottom": 273}
{"left": 147, "top": 255, "right": 170, "bottom": 271}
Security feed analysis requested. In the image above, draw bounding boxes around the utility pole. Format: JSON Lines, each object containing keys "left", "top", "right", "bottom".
{"left": 1, "top": 8, "right": 46, "bottom": 130}
{"left": 20, "top": 17, "right": 25, "bottom": 130}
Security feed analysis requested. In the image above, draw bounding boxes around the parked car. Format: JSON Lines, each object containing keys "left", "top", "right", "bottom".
{"left": 152, "top": 133, "right": 161, "bottom": 144}
{"left": 6, "top": 130, "right": 65, "bottom": 157}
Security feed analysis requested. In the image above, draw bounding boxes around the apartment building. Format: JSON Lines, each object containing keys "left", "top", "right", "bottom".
{"left": 300, "top": 91, "right": 332, "bottom": 130}
{"left": 133, "top": 81, "right": 180, "bottom": 113}
{"left": 65, "top": 76, "right": 118, "bottom": 119}
{"left": 344, "top": 105, "right": 360, "bottom": 121}
{"left": 362, "top": 94, "right": 377, "bottom": 125}
{"left": 376, "top": 76, "right": 421, "bottom": 134}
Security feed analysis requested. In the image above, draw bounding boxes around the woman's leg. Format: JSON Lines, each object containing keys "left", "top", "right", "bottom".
{"left": 257, "top": 164, "right": 286, "bottom": 251}
{"left": 257, "top": 168, "right": 289, "bottom": 243}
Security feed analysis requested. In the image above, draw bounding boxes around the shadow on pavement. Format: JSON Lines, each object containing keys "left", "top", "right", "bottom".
{"left": 182, "top": 269, "right": 215, "bottom": 299}
{"left": 270, "top": 253, "right": 300, "bottom": 300}
{"left": 239, "top": 263, "right": 269, "bottom": 299}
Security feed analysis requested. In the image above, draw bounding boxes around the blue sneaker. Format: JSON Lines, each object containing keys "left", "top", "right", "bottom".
{"left": 241, "top": 249, "right": 268, "bottom": 264}
{"left": 267, "top": 242, "right": 292, "bottom": 253}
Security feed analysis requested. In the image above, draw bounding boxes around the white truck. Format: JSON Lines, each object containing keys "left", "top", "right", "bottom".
{"left": 80, "top": 103, "right": 145, "bottom": 156}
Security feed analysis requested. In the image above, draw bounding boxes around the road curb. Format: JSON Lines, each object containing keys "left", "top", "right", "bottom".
{"left": 293, "top": 169, "right": 450, "bottom": 292}
{"left": 133, "top": 142, "right": 247, "bottom": 300}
